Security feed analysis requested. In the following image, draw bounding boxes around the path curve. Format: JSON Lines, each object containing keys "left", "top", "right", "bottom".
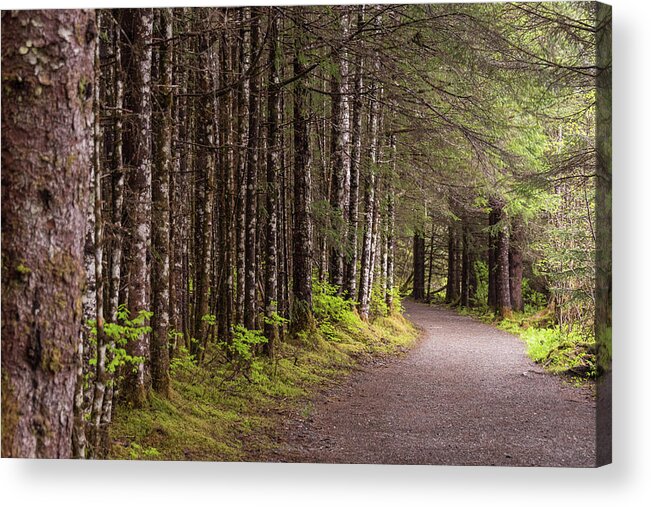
{"left": 270, "top": 300, "right": 596, "bottom": 467}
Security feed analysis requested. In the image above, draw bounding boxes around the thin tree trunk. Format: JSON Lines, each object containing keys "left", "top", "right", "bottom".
{"left": 264, "top": 9, "right": 281, "bottom": 355}
{"left": 121, "top": 8, "right": 153, "bottom": 407}
{"left": 343, "top": 5, "right": 364, "bottom": 301}
{"left": 461, "top": 222, "right": 470, "bottom": 307}
{"left": 150, "top": 8, "right": 172, "bottom": 395}
{"left": 412, "top": 232, "right": 426, "bottom": 301}
{"left": 328, "top": 9, "right": 350, "bottom": 291}
{"left": 244, "top": 8, "right": 261, "bottom": 330}
{"left": 235, "top": 7, "right": 250, "bottom": 325}
{"left": 358, "top": 11, "right": 382, "bottom": 320}
{"left": 487, "top": 202, "right": 498, "bottom": 309}
{"left": 87, "top": 11, "right": 108, "bottom": 456}
{"left": 291, "top": 11, "right": 314, "bottom": 332}
{"left": 445, "top": 224, "right": 460, "bottom": 304}
{"left": 595, "top": 2, "right": 612, "bottom": 466}
{"left": 194, "top": 30, "right": 216, "bottom": 357}
{"left": 493, "top": 201, "right": 512, "bottom": 318}
{"left": 508, "top": 218, "right": 524, "bottom": 313}
{"left": 385, "top": 135, "right": 396, "bottom": 309}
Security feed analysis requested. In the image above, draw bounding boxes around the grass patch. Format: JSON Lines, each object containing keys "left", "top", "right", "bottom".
{"left": 109, "top": 299, "right": 418, "bottom": 461}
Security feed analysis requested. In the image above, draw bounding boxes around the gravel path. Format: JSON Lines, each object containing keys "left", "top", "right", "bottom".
{"left": 270, "top": 300, "right": 596, "bottom": 467}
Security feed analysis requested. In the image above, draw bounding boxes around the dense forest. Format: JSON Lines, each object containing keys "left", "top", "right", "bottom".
{"left": 1, "top": 2, "right": 610, "bottom": 460}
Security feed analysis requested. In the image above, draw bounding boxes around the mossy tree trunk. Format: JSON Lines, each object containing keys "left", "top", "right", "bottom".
{"left": 1, "top": 9, "right": 95, "bottom": 458}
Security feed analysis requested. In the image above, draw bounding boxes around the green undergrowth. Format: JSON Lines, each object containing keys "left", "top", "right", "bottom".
{"left": 456, "top": 305, "right": 598, "bottom": 380}
{"left": 110, "top": 291, "right": 418, "bottom": 461}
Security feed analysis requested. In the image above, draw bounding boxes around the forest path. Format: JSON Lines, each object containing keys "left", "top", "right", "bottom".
{"left": 269, "top": 299, "right": 596, "bottom": 466}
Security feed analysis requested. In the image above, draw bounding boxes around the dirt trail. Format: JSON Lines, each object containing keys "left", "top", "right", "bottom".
{"left": 269, "top": 300, "right": 596, "bottom": 466}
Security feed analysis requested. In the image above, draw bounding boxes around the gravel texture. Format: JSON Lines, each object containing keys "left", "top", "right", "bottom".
{"left": 270, "top": 300, "right": 597, "bottom": 467}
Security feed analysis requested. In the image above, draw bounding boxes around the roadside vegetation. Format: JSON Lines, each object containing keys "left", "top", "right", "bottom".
{"left": 110, "top": 284, "right": 417, "bottom": 461}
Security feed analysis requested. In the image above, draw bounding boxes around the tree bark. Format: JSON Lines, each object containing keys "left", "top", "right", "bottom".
{"left": 343, "top": 5, "right": 364, "bottom": 301}
{"left": 234, "top": 7, "right": 250, "bottom": 326}
{"left": 264, "top": 9, "right": 281, "bottom": 355}
{"left": 358, "top": 11, "right": 382, "bottom": 320}
{"left": 121, "top": 8, "right": 153, "bottom": 407}
{"left": 291, "top": 11, "right": 314, "bottom": 332}
{"left": 461, "top": 223, "right": 471, "bottom": 307}
{"left": 493, "top": 201, "right": 512, "bottom": 318}
{"left": 193, "top": 30, "right": 216, "bottom": 356}
{"left": 385, "top": 134, "right": 396, "bottom": 309}
{"left": 1, "top": 9, "right": 95, "bottom": 458}
{"left": 244, "top": 8, "right": 261, "bottom": 330}
{"left": 487, "top": 203, "right": 498, "bottom": 309}
{"left": 508, "top": 218, "right": 524, "bottom": 313}
{"left": 150, "top": 8, "right": 172, "bottom": 396}
{"left": 412, "top": 232, "right": 426, "bottom": 301}
{"left": 445, "top": 224, "right": 460, "bottom": 304}
{"left": 328, "top": 9, "right": 351, "bottom": 292}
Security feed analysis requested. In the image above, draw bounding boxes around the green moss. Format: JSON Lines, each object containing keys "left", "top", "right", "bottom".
{"left": 16, "top": 262, "right": 31, "bottom": 276}
{"left": 109, "top": 307, "right": 418, "bottom": 461}
{"left": 41, "top": 343, "right": 63, "bottom": 373}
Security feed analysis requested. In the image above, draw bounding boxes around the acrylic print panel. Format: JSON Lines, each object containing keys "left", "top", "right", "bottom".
{"left": 1, "top": 2, "right": 611, "bottom": 466}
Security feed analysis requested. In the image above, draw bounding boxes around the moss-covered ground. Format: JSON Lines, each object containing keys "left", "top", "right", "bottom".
{"left": 109, "top": 309, "right": 418, "bottom": 461}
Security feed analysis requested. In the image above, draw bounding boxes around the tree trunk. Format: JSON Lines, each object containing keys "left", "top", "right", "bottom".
{"left": 494, "top": 203, "right": 512, "bottom": 318}
{"left": 264, "top": 9, "right": 281, "bottom": 355}
{"left": 86, "top": 11, "right": 108, "bottom": 456}
{"left": 291, "top": 11, "right": 314, "bottom": 332}
{"left": 343, "top": 5, "right": 364, "bottom": 301}
{"left": 328, "top": 9, "right": 351, "bottom": 291}
{"left": 445, "top": 224, "right": 460, "bottom": 304}
{"left": 244, "top": 8, "right": 261, "bottom": 330}
{"left": 461, "top": 223, "right": 471, "bottom": 307}
{"left": 120, "top": 8, "right": 154, "bottom": 407}
{"left": 193, "top": 30, "right": 216, "bottom": 356}
{"left": 358, "top": 12, "right": 382, "bottom": 320}
{"left": 385, "top": 135, "right": 396, "bottom": 310}
{"left": 234, "top": 7, "right": 250, "bottom": 325}
{"left": 412, "top": 232, "right": 426, "bottom": 301}
{"left": 150, "top": 8, "right": 172, "bottom": 396}
{"left": 487, "top": 203, "right": 498, "bottom": 309}
{"left": 508, "top": 218, "right": 524, "bottom": 313}
{"left": 1, "top": 9, "right": 95, "bottom": 458}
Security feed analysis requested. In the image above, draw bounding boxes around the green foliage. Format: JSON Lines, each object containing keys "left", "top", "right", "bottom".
{"left": 127, "top": 442, "right": 160, "bottom": 460}
{"left": 220, "top": 325, "right": 268, "bottom": 382}
{"left": 88, "top": 305, "right": 151, "bottom": 379}
{"left": 312, "top": 280, "right": 362, "bottom": 340}
{"left": 472, "top": 260, "right": 489, "bottom": 309}
{"left": 169, "top": 346, "right": 196, "bottom": 376}
{"left": 370, "top": 284, "right": 389, "bottom": 318}
{"left": 522, "top": 278, "right": 547, "bottom": 312}
{"left": 263, "top": 308, "right": 289, "bottom": 328}
{"left": 201, "top": 313, "right": 217, "bottom": 326}
{"left": 521, "top": 326, "right": 597, "bottom": 378}
{"left": 110, "top": 310, "right": 419, "bottom": 461}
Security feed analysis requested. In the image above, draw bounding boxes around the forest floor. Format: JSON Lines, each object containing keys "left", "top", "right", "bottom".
{"left": 265, "top": 299, "right": 597, "bottom": 467}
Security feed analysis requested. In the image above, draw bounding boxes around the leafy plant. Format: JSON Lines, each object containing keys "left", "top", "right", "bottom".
{"left": 220, "top": 325, "right": 268, "bottom": 382}
{"left": 88, "top": 305, "right": 152, "bottom": 381}
{"left": 312, "top": 280, "right": 362, "bottom": 339}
